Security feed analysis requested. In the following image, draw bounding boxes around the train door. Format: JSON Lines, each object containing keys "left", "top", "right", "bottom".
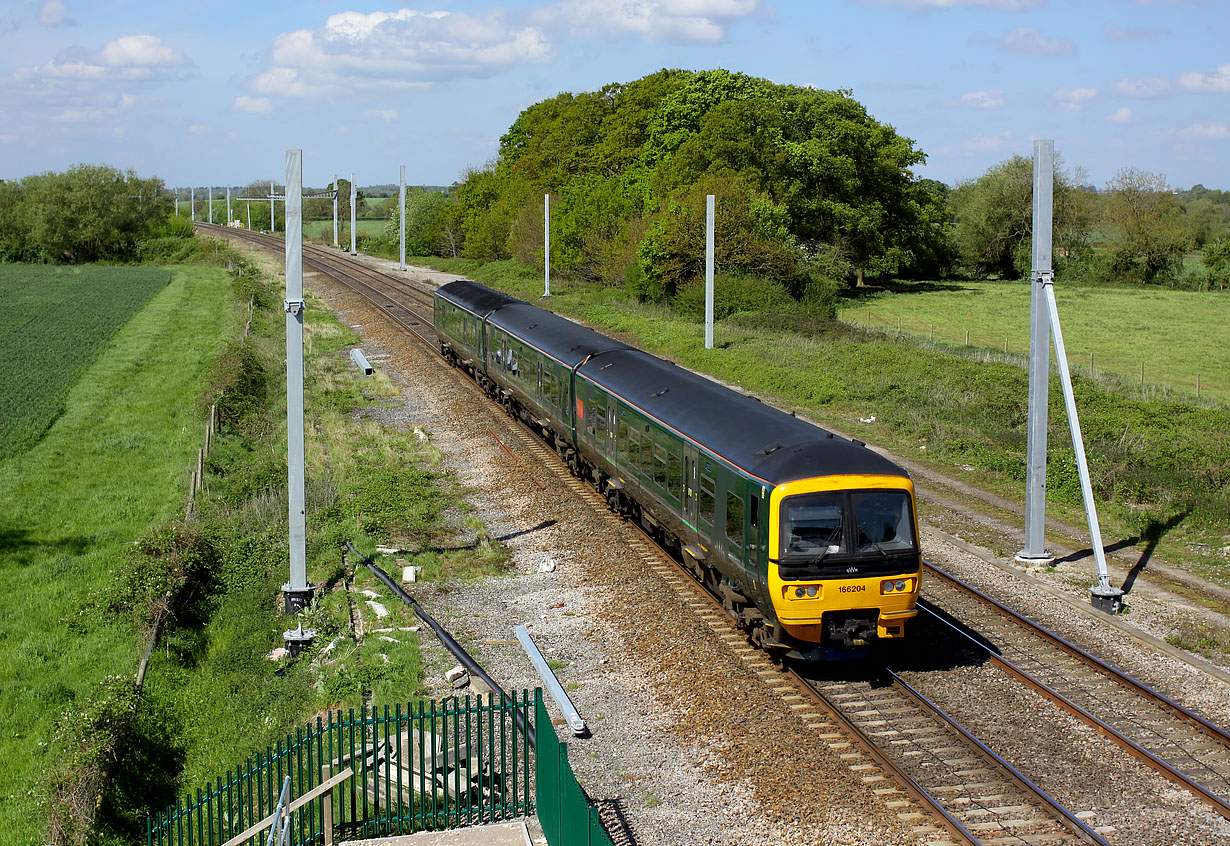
{"left": 682, "top": 443, "right": 699, "bottom": 536}
{"left": 605, "top": 404, "right": 619, "bottom": 462}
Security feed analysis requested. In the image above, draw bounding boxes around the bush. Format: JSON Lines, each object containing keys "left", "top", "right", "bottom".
{"left": 671, "top": 271, "right": 797, "bottom": 320}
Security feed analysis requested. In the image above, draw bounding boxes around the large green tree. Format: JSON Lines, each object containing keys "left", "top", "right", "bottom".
{"left": 0, "top": 164, "right": 170, "bottom": 263}
{"left": 455, "top": 69, "right": 946, "bottom": 290}
{"left": 1102, "top": 168, "right": 1188, "bottom": 285}
{"left": 948, "top": 154, "right": 1091, "bottom": 279}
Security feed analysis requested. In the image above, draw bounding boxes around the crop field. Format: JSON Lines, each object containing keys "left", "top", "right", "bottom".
{"left": 837, "top": 280, "right": 1230, "bottom": 403}
{"left": 0, "top": 266, "right": 171, "bottom": 460}
{"left": 0, "top": 267, "right": 235, "bottom": 840}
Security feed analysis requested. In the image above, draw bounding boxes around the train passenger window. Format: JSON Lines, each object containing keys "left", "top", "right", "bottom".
{"left": 653, "top": 446, "right": 668, "bottom": 488}
{"left": 640, "top": 429, "right": 652, "bottom": 474}
{"left": 591, "top": 403, "right": 606, "bottom": 437}
{"left": 668, "top": 453, "right": 682, "bottom": 500}
{"left": 699, "top": 475, "right": 715, "bottom": 525}
{"left": 627, "top": 430, "right": 640, "bottom": 468}
{"left": 617, "top": 413, "right": 628, "bottom": 457}
{"left": 726, "top": 492, "right": 744, "bottom": 549}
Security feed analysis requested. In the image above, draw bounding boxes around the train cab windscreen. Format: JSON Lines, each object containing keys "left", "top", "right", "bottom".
{"left": 779, "top": 490, "right": 917, "bottom": 579}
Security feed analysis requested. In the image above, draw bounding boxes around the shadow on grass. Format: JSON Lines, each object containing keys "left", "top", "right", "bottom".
{"left": 0, "top": 524, "right": 95, "bottom": 558}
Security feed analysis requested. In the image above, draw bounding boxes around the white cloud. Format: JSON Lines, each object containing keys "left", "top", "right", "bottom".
{"left": 1053, "top": 87, "right": 1097, "bottom": 111}
{"left": 1103, "top": 22, "right": 1169, "bottom": 41}
{"left": 26, "top": 34, "right": 189, "bottom": 83}
{"left": 956, "top": 88, "right": 1005, "bottom": 108}
{"left": 0, "top": 134, "right": 17, "bottom": 143}
{"left": 1106, "top": 107, "right": 1135, "bottom": 123}
{"left": 250, "top": 8, "right": 551, "bottom": 99}
{"left": 999, "top": 26, "right": 1075, "bottom": 55}
{"left": 188, "top": 124, "right": 211, "bottom": 136}
{"left": 537, "top": 0, "right": 759, "bottom": 44}
{"left": 1178, "top": 64, "right": 1230, "bottom": 93}
{"left": 365, "top": 108, "right": 398, "bottom": 121}
{"left": 1114, "top": 76, "right": 1172, "bottom": 97}
{"left": 1174, "top": 122, "right": 1230, "bottom": 139}
{"left": 858, "top": 0, "right": 1044, "bottom": 9}
{"left": 233, "top": 95, "right": 273, "bottom": 114}
{"left": 963, "top": 133, "right": 1013, "bottom": 151}
{"left": 39, "top": 0, "right": 74, "bottom": 27}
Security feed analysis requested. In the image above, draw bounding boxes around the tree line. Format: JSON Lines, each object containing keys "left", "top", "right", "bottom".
{"left": 379, "top": 69, "right": 1228, "bottom": 294}
{"left": 0, "top": 164, "right": 175, "bottom": 263}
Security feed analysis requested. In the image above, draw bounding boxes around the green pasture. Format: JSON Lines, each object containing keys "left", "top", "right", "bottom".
{"left": 0, "top": 266, "right": 236, "bottom": 841}
{"left": 0, "top": 266, "right": 170, "bottom": 460}
{"left": 302, "top": 219, "right": 385, "bottom": 240}
{"left": 837, "top": 280, "right": 1229, "bottom": 402}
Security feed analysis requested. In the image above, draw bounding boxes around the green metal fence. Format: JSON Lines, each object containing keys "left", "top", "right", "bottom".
{"left": 147, "top": 691, "right": 536, "bottom": 846}
{"left": 534, "top": 697, "right": 616, "bottom": 846}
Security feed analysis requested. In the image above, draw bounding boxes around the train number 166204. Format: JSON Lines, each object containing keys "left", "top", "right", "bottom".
{"left": 838, "top": 584, "right": 866, "bottom": 593}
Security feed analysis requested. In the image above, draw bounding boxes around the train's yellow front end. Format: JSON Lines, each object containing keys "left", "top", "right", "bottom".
{"left": 768, "top": 474, "right": 921, "bottom": 650}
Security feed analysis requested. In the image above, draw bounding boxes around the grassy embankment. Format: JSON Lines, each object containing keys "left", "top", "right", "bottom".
{"left": 0, "top": 264, "right": 230, "bottom": 840}
{"left": 0, "top": 249, "right": 508, "bottom": 845}
{"left": 408, "top": 258, "right": 1230, "bottom": 632}
{"left": 123, "top": 245, "right": 508, "bottom": 842}
{"left": 837, "top": 280, "right": 1229, "bottom": 403}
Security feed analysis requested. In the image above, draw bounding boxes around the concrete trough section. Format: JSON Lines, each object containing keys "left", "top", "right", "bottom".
{"left": 350, "top": 348, "right": 374, "bottom": 375}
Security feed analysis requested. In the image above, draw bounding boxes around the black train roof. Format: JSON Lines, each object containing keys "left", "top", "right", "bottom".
{"left": 578, "top": 349, "right": 906, "bottom": 486}
{"left": 488, "top": 303, "right": 631, "bottom": 367}
{"left": 437, "top": 280, "right": 522, "bottom": 315}
{"left": 435, "top": 281, "right": 907, "bottom": 487}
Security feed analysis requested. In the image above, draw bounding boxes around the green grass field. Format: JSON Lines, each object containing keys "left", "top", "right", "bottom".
{"left": 0, "top": 266, "right": 171, "bottom": 460}
{"left": 837, "top": 280, "right": 1230, "bottom": 402}
{"left": 302, "top": 219, "right": 385, "bottom": 240}
{"left": 0, "top": 266, "right": 236, "bottom": 842}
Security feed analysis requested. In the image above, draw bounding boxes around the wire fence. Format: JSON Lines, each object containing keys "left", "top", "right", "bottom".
{"left": 849, "top": 309, "right": 1225, "bottom": 403}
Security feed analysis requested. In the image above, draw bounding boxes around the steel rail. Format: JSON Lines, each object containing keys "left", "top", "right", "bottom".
{"left": 883, "top": 669, "right": 1111, "bottom": 846}
{"left": 198, "top": 223, "right": 440, "bottom": 348}
{"left": 924, "top": 561, "right": 1230, "bottom": 747}
{"left": 917, "top": 582, "right": 1230, "bottom": 819}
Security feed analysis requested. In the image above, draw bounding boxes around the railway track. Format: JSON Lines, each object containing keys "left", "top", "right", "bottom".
{"left": 915, "top": 564, "right": 1230, "bottom": 818}
{"left": 212, "top": 225, "right": 1230, "bottom": 844}
{"left": 195, "top": 223, "right": 438, "bottom": 346}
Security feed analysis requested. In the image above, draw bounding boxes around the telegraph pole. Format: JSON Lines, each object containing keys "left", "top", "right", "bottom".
{"left": 332, "top": 174, "right": 339, "bottom": 248}
{"left": 544, "top": 194, "right": 551, "bottom": 297}
{"left": 399, "top": 165, "right": 406, "bottom": 271}
{"left": 208, "top": 186, "right": 213, "bottom": 224}
{"left": 226, "top": 186, "right": 231, "bottom": 226}
{"left": 190, "top": 187, "right": 195, "bottom": 222}
{"left": 270, "top": 183, "right": 276, "bottom": 233}
{"left": 349, "top": 172, "right": 357, "bottom": 256}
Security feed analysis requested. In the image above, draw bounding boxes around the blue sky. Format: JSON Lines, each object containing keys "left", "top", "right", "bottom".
{"left": 2, "top": 0, "right": 1227, "bottom": 190}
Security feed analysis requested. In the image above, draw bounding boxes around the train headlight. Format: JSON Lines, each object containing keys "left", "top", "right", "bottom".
{"left": 881, "top": 578, "right": 915, "bottom": 594}
{"left": 806, "top": 585, "right": 818, "bottom": 597}
{"left": 795, "top": 586, "right": 806, "bottom": 598}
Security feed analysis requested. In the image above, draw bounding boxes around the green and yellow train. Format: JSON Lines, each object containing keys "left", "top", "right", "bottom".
{"left": 435, "top": 281, "right": 921, "bottom": 659}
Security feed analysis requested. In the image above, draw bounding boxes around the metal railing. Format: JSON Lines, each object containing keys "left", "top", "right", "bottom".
{"left": 534, "top": 697, "right": 615, "bottom": 846}
{"left": 148, "top": 691, "right": 536, "bottom": 846}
